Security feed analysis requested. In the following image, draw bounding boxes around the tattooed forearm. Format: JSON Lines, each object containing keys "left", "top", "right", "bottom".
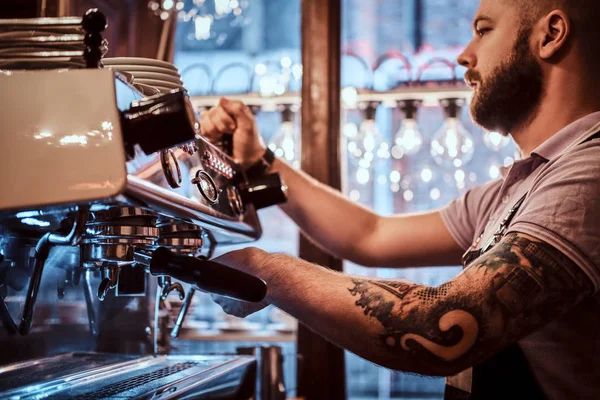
{"left": 349, "top": 278, "right": 480, "bottom": 373}
{"left": 347, "top": 232, "right": 593, "bottom": 375}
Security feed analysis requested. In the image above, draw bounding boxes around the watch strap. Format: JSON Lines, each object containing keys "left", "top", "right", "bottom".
{"left": 245, "top": 147, "right": 276, "bottom": 179}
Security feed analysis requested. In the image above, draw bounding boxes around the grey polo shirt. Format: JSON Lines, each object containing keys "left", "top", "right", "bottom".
{"left": 441, "top": 111, "right": 600, "bottom": 399}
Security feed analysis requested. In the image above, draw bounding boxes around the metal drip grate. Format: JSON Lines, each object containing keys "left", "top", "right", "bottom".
{"left": 75, "top": 362, "right": 199, "bottom": 399}
{"left": 0, "top": 354, "right": 120, "bottom": 391}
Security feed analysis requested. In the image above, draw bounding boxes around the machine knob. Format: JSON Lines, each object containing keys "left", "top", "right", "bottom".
{"left": 81, "top": 9, "right": 107, "bottom": 69}
{"left": 81, "top": 8, "right": 108, "bottom": 33}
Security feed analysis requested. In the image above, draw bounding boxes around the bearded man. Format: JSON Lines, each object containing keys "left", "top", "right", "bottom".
{"left": 198, "top": 0, "right": 600, "bottom": 398}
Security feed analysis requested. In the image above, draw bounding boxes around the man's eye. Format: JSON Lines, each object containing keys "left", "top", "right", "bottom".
{"left": 477, "top": 28, "right": 491, "bottom": 37}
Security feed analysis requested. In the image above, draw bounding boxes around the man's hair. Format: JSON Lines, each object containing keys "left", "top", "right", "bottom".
{"left": 513, "top": 0, "right": 600, "bottom": 70}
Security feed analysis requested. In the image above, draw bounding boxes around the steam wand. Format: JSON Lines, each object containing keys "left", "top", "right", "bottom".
{"left": 171, "top": 287, "right": 195, "bottom": 339}
{"left": 82, "top": 270, "right": 99, "bottom": 336}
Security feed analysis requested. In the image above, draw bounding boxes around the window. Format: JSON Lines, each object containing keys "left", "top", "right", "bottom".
{"left": 341, "top": 0, "right": 515, "bottom": 398}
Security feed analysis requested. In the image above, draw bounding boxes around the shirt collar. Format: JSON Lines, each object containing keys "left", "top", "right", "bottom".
{"left": 499, "top": 156, "right": 541, "bottom": 180}
{"left": 531, "top": 111, "right": 600, "bottom": 161}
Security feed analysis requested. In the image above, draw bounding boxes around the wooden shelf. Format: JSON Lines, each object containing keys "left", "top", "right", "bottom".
{"left": 174, "top": 329, "right": 297, "bottom": 343}
{"left": 190, "top": 84, "right": 473, "bottom": 112}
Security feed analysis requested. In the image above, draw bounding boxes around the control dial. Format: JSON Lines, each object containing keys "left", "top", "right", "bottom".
{"left": 192, "top": 171, "right": 218, "bottom": 203}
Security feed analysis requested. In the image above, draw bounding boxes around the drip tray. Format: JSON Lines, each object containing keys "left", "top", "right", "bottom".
{"left": 0, "top": 353, "right": 256, "bottom": 400}
{"left": 0, "top": 352, "right": 129, "bottom": 394}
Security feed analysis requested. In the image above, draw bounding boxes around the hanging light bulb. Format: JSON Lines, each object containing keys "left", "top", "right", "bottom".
{"left": 175, "top": 0, "right": 249, "bottom": 45}
{"left": 254, "top": 62, "right": 288, "bottom": 97}
{"left": 341, "top": 86, "right": 358, "bottom": 109}
{"left": 268, "top": 105, "right": 301, "bottom": 169}
{"left": 343, "top": 121, "right": 358, "bottom": 140}
{"left": 347, "top": 102, "right": 389, "bottom": 166}
{"left": 214, "top": 0, "right": 232, "bottom": 17}
{"left": 430, "top": 98, "right": 474, "bottom": 169}
{"left": 393, "top": 100, "right": 423, "bottom": 158}
{"left": 194, "top": 15, "right": 213, "bottom": 40}
{"left": 148, "top": 0, "right": 185, "bottom": 15}
{"left": 483, "top": 130, "right": 510, "bottom": 151}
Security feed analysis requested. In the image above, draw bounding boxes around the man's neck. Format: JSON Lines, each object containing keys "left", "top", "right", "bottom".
{"left": 510, "top": 78, "right": 600, "bottom": 158}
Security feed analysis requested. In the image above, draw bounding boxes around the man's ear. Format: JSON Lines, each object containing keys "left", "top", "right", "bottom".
{"left": 537, "top": 10, "right": 571, "bottom": 60}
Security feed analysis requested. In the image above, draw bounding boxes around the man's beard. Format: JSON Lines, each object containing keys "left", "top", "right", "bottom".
{"left": 466, "top": 27, "right": 545, "bottom": 136}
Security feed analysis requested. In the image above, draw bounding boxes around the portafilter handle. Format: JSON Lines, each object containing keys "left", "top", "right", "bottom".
{"left": 149, "top": 247, "right": 267, "bottom": 303}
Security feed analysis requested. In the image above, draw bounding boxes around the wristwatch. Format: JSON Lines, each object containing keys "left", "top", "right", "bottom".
{"left": 244, "top": 147, "right": 276, "bottom": 179}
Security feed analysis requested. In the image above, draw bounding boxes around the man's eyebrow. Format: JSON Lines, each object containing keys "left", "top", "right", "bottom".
{"left": 473, "top": 15, "right": 493, "bottom": 30}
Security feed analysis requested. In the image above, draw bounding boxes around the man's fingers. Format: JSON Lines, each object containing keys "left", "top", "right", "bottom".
{"left": 210, "top": 107, "right": 236, "bottom": 133}
{"left": 219, "top": 98, "right": 254, "bottom": 125}
{"left": 211, "top": 293, "right": 260, "bottom": 318}
{"left": 211, "top": 293, "right": 224, "bottom": 303}
{"left": 199, "top": 115, "right": 220, "bottom": 140}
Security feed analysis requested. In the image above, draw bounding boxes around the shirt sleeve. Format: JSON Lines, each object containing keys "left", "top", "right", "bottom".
{"left": 440, "top": 179, "right": 503, "bottom": 251}
{"left": 506, "top": 143, "right": 600, "bottom": 294}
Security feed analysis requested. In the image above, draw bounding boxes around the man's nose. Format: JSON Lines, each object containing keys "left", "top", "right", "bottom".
{"left": 457, "top": 43, "right": 476, "bottom": 69}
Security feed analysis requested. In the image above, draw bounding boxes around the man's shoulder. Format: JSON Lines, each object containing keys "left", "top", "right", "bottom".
{"left": 566, "top": 130, "right": 600, "bottom": 154}
{"left": 537, "top": 137, "right": 600, "bottom": 180}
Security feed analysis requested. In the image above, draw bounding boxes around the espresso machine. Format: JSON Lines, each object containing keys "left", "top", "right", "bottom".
{"left": 0, "top": 9, "right": 287, "bottom": 399}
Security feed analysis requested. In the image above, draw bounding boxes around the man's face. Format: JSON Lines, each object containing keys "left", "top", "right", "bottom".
{"left": 458, "top": 0, "right": 545, "bottom": 135}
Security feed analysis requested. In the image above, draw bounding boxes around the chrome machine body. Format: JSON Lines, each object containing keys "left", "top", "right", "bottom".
{"left": 0, "top": 10, "right": 286, "bottom": 399}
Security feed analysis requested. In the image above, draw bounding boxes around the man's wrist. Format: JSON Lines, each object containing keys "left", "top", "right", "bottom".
{"left": 245, "top": 147, "right": 276, "bottom": 179}
{"left": 258, "top": 253, "right": 292, "bottom": 301}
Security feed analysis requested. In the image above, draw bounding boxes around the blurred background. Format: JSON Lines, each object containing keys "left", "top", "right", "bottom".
{"left": 164, "top": 0, "right": 516, "bottom": 398}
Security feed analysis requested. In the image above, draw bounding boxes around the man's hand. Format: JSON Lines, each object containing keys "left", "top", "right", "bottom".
{"left": 211, "top": 294, "right": 269, "bottom": 318}
{"left": 209, "top": 247, "right": 272, "bottom": 318}
{"left": 200, "top": 98, "right": 267, "bottom": 169}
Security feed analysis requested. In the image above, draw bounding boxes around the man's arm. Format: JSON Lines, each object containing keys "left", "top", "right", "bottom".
{"left": 271, "top": 157, "right": 464, "bottom": 267}
{"left": 203, "top": 99, "right": 464, "bottom": 268}
{"left": 237, "top": 232, "right": 593, "bottom": 376}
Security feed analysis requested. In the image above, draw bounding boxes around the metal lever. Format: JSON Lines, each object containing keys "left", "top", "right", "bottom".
{"left": 171, "top": 288, "right": 195, "bottom": 339}
{"left": 158, "top": 276, "right": 185, "bottom": 301}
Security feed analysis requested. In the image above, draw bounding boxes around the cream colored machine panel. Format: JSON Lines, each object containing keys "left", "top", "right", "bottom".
{"left": 0, "top": 69, "right": 127, "bottom": 211}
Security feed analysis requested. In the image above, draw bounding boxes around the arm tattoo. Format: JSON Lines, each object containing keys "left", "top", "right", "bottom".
{"left": 348, "top": 232, "right": 593, "bottom": 374}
